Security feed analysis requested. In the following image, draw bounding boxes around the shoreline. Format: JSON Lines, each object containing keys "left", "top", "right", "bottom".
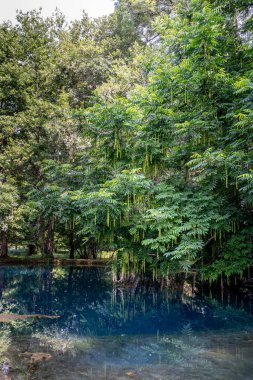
{"left": 0, "top": 257, "right": 109, "bottom": 267}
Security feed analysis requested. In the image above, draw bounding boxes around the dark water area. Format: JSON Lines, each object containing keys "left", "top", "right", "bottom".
{"left": 0, "top": 266, "right": 253, "bottom": 379}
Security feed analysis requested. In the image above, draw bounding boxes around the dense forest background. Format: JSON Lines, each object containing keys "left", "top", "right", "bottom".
{"left": 0, "top": 0, "right": 252, "bottom": 283}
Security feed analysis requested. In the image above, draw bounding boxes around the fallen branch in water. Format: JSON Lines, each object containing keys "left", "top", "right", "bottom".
{"left": 0, "top": 313, "right": 60, "bottom": 323}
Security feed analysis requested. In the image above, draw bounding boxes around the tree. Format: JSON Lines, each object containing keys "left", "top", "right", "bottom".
{"left": 0, "top": 1, "right": 251, "bottom": 285}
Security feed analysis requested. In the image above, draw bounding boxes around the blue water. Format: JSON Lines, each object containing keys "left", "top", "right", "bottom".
{"left": 0, "top": 266, "right": 253, "bottom": 380}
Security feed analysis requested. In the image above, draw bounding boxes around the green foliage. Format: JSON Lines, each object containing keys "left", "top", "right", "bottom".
{"left": 203, "top": 228, "right": 253, "bottom": 280}
{"left": 0, "top": 182, "right": 19, "bottom": 228}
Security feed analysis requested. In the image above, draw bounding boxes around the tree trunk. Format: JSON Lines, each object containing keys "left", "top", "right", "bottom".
{"left": 43, "top": 219, "right": 54, "bottom": 258}
{"left": 85, "top": 238, "right": 97, "bottom": 259}
{"left": 69, "top": 232, "right": 75, "bottom": 259}
{"left": 27, "top": 244, "right": 37, "bottom": 256}
{"left": 0, "top": 229, "right": 8, "bottom": 258}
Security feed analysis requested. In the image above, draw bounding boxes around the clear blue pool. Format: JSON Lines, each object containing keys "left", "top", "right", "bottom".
{"left": 0, "top": 266, "right": 253, "bottom": 379}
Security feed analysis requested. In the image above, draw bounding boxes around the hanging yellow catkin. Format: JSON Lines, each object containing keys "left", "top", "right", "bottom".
{"left": 145, "top": 145, "right": 149, "bottom": 168}
{"left": 107, "top": 208, "right": 110, "bottom": 227}
{"left": 143, "top": 259, "right": 146, "bottom": 274}
{"left": 225, "top": 165, "right": 228, "bottom": 188}
{"left": 146, "top": 154, "right": 149, "bottom": 168}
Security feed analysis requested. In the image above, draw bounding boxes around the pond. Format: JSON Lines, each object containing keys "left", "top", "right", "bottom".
{"left": 0, "top": 266, "right": 253, "bottom": 380}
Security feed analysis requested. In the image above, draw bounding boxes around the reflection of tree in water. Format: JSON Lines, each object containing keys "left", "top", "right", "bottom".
{"left": 0, "top": 266, "right": 253, "bottom": 338}
{"left": 38, "top": 267, "right": 53, "bottom": 314}
{"left": 0, "top": 268, "right": 5, "bottom": 300}
{"left": 0, "top": 267, "right": 253, "bottom": 380}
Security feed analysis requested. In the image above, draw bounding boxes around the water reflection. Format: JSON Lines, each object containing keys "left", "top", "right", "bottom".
{"left": 0, "top": 266, "right": 253, "bottom": 380}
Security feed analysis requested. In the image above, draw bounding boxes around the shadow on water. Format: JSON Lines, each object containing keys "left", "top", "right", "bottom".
{"left": 0, "top": 266, "right": 253, "bottom": 379}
